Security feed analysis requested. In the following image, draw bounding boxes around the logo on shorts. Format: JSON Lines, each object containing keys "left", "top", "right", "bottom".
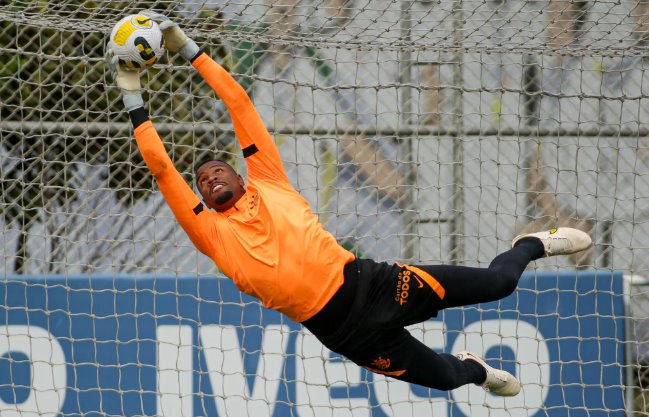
{"left": 364, "top": 356, "right": 406, "bottom": 376}
{"left": 395, "top": 263, "right": 418, "bottom": 305}
{"left": 414, "top": 276, "right": 424, "bottom": 288}
{"left": 395, "top": 262, "right": 446, "bottom": 301}
{"left": 371, "top": 356, "right": 391, "bottom": 370}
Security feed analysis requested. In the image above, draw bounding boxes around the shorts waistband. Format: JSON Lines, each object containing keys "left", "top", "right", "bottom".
{"left": 301, "top": 259, "right": 360, "bottom": 337}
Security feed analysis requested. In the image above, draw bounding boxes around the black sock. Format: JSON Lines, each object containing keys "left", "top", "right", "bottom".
{"left": 513, "top": 237, "right": 545, "bottom": 259}
{"left": 462, "top": 357, "right": 488, "bottom": 384}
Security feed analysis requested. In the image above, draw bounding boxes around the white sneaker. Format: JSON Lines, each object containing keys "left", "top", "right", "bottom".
{"left": 456, "top": 351, "right": 521, "bottom": 396}
{"left": 511, "top": 227, "right": 592, "bottom": 257}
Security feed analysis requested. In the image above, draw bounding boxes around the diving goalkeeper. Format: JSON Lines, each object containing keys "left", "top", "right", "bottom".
{"left": 106, "top": 12, "right": 592, "bottom": 397}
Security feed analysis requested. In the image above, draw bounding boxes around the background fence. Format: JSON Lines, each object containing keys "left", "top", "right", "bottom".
{"left": 2, "top": 0, "right": 649, "bottom": 415}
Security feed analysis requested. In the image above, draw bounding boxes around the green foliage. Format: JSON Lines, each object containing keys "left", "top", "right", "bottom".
{"left": 0, "top": 1, "right": 244, "bottom": 211}
{"left": 0, "top": 0, "right": 264, "bottom": 271}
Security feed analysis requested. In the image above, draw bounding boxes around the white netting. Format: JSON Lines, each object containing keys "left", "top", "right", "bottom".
{"left": 1, "top": 0, "right": 649, "bottom": 415}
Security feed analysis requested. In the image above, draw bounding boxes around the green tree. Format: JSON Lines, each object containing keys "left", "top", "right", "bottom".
{"left": 0, "top": 0, "right": 241, "bottom": 273}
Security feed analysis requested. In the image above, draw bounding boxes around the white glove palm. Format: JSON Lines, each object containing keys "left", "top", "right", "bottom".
{"left": 106, "top": 49, "right": 141, "bottom": 91}
{"left": 106, "top": 48, "right": 143, "bottom": 111}
{"left": 141, "top": 10, "right": 199, "bottom": 60}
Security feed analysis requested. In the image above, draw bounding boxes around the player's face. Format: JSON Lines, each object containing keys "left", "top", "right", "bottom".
{"left": 196, "top": 161, "right": 245, "bottom": 212}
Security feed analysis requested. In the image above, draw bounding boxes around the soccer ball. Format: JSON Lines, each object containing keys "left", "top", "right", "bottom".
{"left": 109, "top": 14, "right": 165, "bottom": 69}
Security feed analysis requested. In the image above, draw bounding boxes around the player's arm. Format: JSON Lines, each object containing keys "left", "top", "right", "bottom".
{"left": 192, "top": 54, "right": 289, "bottom": 183}
{"left": 105, "top": 50, "right": 213, "bottom": 254}
{"left": 143, "top": 11, "right": 289, "bottom": 183}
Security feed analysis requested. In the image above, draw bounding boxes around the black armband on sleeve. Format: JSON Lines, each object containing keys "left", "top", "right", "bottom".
{"left": 242, "top": 144, "right": 259, "bottom": 158}
{"left": 192, "top": 203, "right": 204, "bottom": 215}
{"left": 189, "top": 50, "right": 203, "bottom": 64}
{"left": 128, "top": 107, "right": 149, "bottom": 129}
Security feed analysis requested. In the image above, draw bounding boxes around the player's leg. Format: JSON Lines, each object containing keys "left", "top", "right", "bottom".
{"left": 417, "top": 238, "right": 543, "bottom": 310}
{"left": 367, "top": 237, "right": 544, "bottom": 328}
{"left": 416, "top": 227, "right": 592, "bottom": 311}
{"left": 339, "top": 237, "right": 549, "bottom": 330}
{"left": 350, "top": 328, "right": 520, "bottom": 396}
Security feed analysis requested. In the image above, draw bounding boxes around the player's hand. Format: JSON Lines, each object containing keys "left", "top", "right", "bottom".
{"left": 140, "top": 10, "right": 189, "bottom": 52}
{"left": 105, "top": 48, "right": 141, "bottom": 92}
{"left": 105, "top": 48, "right": 144, "bottom": 111}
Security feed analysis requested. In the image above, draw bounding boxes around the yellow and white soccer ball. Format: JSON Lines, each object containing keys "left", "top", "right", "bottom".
{"left": 109, "top": 14, "right": 165, "bottom": 69}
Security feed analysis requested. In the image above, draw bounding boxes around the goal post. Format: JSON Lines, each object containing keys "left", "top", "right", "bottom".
{"left": 1, "top": 0, "right": 649, "bottom": 415}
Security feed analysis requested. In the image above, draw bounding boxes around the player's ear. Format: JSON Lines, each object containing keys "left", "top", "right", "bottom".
{"left": 237, "top": 175, "right": 245, "bottom": 189}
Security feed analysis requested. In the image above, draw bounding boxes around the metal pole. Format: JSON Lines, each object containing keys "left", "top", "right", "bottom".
{"left": 449, "top": 0, "right": 465, "bottom": 264}
{"left": 3, "top": 121, "right": 649, "bottom": 139}
{"left": 399, "top": 0, "right": 417, "bottom": 262}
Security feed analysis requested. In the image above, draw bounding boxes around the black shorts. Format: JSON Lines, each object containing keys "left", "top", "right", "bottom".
{"left": 300, "top": 244, "right": 534, "bottom": 388}
{"left": 302, "top": 258, "right": 451, "bottom": 383}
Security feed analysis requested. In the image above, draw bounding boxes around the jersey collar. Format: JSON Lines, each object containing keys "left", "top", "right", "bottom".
{"left": 221, "top": 191, "right": 248, "bottom": 216}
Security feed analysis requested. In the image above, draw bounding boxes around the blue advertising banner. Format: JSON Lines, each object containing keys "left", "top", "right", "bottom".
{"left": 0, "top": 271, "right": 626, "bottom": 417}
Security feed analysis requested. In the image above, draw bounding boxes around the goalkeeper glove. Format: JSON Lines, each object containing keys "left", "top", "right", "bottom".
{"left": 141, "top": 10, "right": 199, "bottom": 61}
{"left": 105, "top": 49, "right": 144, "bottom": 111}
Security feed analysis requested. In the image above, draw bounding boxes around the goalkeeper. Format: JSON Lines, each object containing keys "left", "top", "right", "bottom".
{"left": 106, "top": 13, "right": 592, "bottom": 397}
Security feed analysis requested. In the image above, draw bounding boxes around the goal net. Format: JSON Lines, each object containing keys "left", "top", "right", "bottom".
{"left": 1, "top": 0, "right": 648, "bottom": 415}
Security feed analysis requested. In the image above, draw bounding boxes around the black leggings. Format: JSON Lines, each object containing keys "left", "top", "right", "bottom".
{"left": 432, "top": 238, "right": 543, "bottom": 310}
{"left": 303, "top": 238, "right": 544, "bottom": 390}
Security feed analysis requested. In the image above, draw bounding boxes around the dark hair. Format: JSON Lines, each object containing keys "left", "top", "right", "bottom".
{"left": 194, "top": 158, "right": 236, "bottom": 176}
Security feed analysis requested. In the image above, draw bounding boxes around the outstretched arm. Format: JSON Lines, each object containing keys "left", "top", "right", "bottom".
{"left": 143, "top": 11, "right": 289, "bottom": 183}
{"left": 105, "top": 50, "right": 214, "bottom": 255}
{"left": 191, "top": 53, "right": 288, "bottom": 183}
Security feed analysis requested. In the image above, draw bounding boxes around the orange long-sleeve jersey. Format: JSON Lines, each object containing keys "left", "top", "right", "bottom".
{"left": 133, "top": 52, "right": 355, "bottom": 322}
